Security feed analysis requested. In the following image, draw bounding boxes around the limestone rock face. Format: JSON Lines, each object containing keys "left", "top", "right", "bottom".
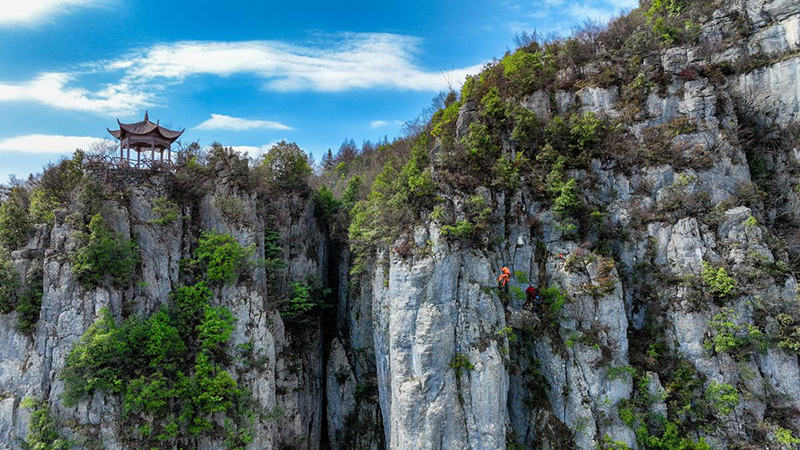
{"left": 326, "top": 338, "right": 356, "bottom": 449}
{"left": 577, "top": 86, "right": 619, "bottom": 116}
{"left": 372, "top": 237, "right": 509, "bottom": 449}
{"left": 352, "top": 2, "right": 800, "bottom": 447}
{"left": 5, "top": 1, "right": 800, "bottom": 449}
{"left": 521, "top": 90, "right": 552, "bottom": 120}
{"left": 734, "top": 57, "right": 800, "bottom": 126}
{"left": 0, "top": 175, "right": 328, "bottom": 450}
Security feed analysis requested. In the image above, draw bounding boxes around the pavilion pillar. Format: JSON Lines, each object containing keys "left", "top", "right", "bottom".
{"left": 127, "top": 144, "right": 130, "bottom": 166}
{"left": 137, "top": 149, "right": 140, "bottom": 169}
{"left": 168, "top": 147, "right": 172, "bottom": 168}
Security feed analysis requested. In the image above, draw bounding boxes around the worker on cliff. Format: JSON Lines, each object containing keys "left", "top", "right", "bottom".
{"left": 497, "top": 267, "right": 511, "bottom": 287}
{"left": 525, "top": 286, "right": 542, "bottom": 314}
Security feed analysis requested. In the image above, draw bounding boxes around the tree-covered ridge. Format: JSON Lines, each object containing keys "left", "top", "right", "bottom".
{"left": 309, "top": 0, "right": 750, "bottom": 259}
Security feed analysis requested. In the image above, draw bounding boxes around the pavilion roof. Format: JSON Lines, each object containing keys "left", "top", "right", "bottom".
{"left": 107, "top": 111, "right": 184, "bottom": 142}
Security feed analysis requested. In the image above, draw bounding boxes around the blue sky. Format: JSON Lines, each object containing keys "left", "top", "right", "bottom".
{"left": 0, "top": 0, "right": 636, "bottom": 182}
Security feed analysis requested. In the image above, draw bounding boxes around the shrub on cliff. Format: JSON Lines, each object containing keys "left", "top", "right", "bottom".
{"left": 645, "top": 0, "right": 701, "bottom": 45}
{"left": 701, "top": 262, "right": 737, "bottom": 299}
{"left": 171, "top": 282, "right": 213, "bottom": 336}
{"left": 440, "top": 195, "right": 492, "bottom": 243}
{"left": 74, "top": 178, "right": 107, "bottom": 220}
{"left": 348, "top": 136, "right": 439, "bottom": 254}
{"left": 20, "top": 397, "right": 72, "bottom": 450}
{"left": 207, "top": 142, "right": 252, "bottom": 185}
{"left": 148, "top": 196, "right": 181, "bottom": 226}
{"left": 16, "top": 264, "right": 43, "bottom": 334}
{"left": 545, "top": 157, "right": 583, "bottom": 232}
{"left": 28, "top": 187, "right": 60, "bottom": 226}
{"left": 31, "top": 150, "right": 85, "bottom": 223}
{"left": 279, "top": 276, "right": 331, "bottom": 324}
{"left": 500, "top": 48, "right": 557, "bottom": 97}
{"left": 431, "top": 100, "right": 461, "bottom": 148}
{"left": 71, "top": 214, "right": 139, "bottom": 289}
{"left": 0, "top": 251, "right": 43, "bottom": 333}
{"left": 0, "top": 252, "right": 19, "bottom": 313}
{"left": 61, "top": 309, "right": 130, "bottom": 402}
{"left": 0, "top": 187, "right": 32, "bottom": 251}
{"left": 313, "top": 186, "right": 341, "bottom": 221}
{"left": 185, "top": 232, "right": 254, "bottom": 285}
{"left": 63, "top": 243, "right": 249, "bottom": 446}
{"left": 776, "top": 313, "right": 800, "bottom": 353}
{"left": 62, "top": 295, "right": 244, "bottom": 446}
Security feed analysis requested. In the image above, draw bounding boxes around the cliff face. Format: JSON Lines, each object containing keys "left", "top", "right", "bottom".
{"left": 3, "top": 0, "right": 800, "bottom": 449}
{"left": 328, "top": 0, "right": 800, "bottom": 448}
{"left": 0, "top": 172, "right": 329, "bottom": 449}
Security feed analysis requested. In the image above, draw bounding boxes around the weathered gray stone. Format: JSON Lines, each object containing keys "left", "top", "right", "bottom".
{"left": 733, "top": 56, "right": 800, "bottom": 126}
{"left": 521, "top": 90, "right": 551, "bottom": 120}
{"left": 456, "top": 99, "right": 479, "bottom": 140}
{"left": 555, "top": 90, "right": 575, "bottom": 115}
{"left": 577, "top": 86, "right": 619, "bottom": 116}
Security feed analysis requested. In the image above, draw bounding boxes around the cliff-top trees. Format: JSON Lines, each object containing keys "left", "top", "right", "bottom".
{"left": 258, "top": 141, "right": 312, "bottom": 190}
{"left": 30, "top": 150, "right": 85, "bottom": 226}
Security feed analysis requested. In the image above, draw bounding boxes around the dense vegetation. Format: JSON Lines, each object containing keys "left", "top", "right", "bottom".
{"left": 20, "top": 397, "right": 73, "bottom": 449}
{"left": 60, "top": 232, "right": 254, "bottom": 448}
{"left": 306, "top": 0, "right": 742, "bottom": 268}
{"left": 184, "top": 231, "right": 255, "bottom": 286}
{"left": 71, "top": 214, "right": 140, "bottom": 289}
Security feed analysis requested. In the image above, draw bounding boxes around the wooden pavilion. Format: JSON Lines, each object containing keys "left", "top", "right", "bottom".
{"left": 106, "top": 112, "right": 184, "bottom": 170}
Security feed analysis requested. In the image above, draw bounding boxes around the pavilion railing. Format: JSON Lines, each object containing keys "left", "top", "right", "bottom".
{"left": 85, "top": 154, "right": 181, "bottom": 172}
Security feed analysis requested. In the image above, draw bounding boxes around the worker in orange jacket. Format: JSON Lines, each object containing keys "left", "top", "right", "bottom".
{"left": 497, "top": 267, "right": 511, "bottom": 287}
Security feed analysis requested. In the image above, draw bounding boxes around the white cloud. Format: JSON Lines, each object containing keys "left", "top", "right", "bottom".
{"left": 230, "top": 139, "right": 286, "bottom": 159}
{"left": 0, "top": 73, "right": 152, "bottom": 116}
{"left": 0, "top": 33, "right": 483, "bottom": 116}
{"left": 568, "top": 1, "right": 629, "bottom": 22}
{"left": 119, "top": 34, "right": 484, "bottom": 92}
{"left": 0, "top": 134, "right": 112, "bottom": 154}
{"left": 196, "top": 114, "right": 291, "bottom": 131}
{"left": 370, "top": 119, "right": 403, "bottom": 129}
{"left": 504, "top": 0, "right": 637, "bottom": 37}
{"left": 230, "top": 145, "right": 267, "bottom": 159}
{"left": 0, "top": 0, "right": 103, "bottom": 24}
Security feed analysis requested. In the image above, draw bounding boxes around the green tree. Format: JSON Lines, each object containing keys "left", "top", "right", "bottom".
{"left": 186, "top": 232, "right": 254, "bottom": 285}
{"left": 701, "top": 262, "right": 736, "bottom": 298}
{"left": 313, "top": 186, "right": 341, "bottom": 221}
{"left": 71, "top": 214, "right": 139, "bottom": 289}
{"left": 28, "top": 187, "right": 60, "bottom": 225}
{"left": 61, "top": 309, "right": 128, "bottom": 404}
{"left": 197, "top": 306, "right": 235, "bottom": 354}
{"left": 20, "top": 398, "right": 72, "bottom": 450}
{"left": 259, "top": 141, "right": 312, "bottom": 189}
{"left": 0, "top": 187, "right": 32, "bottom": 250}
{"left": 0, "top": 252, "right": 19, "bottom": 313}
